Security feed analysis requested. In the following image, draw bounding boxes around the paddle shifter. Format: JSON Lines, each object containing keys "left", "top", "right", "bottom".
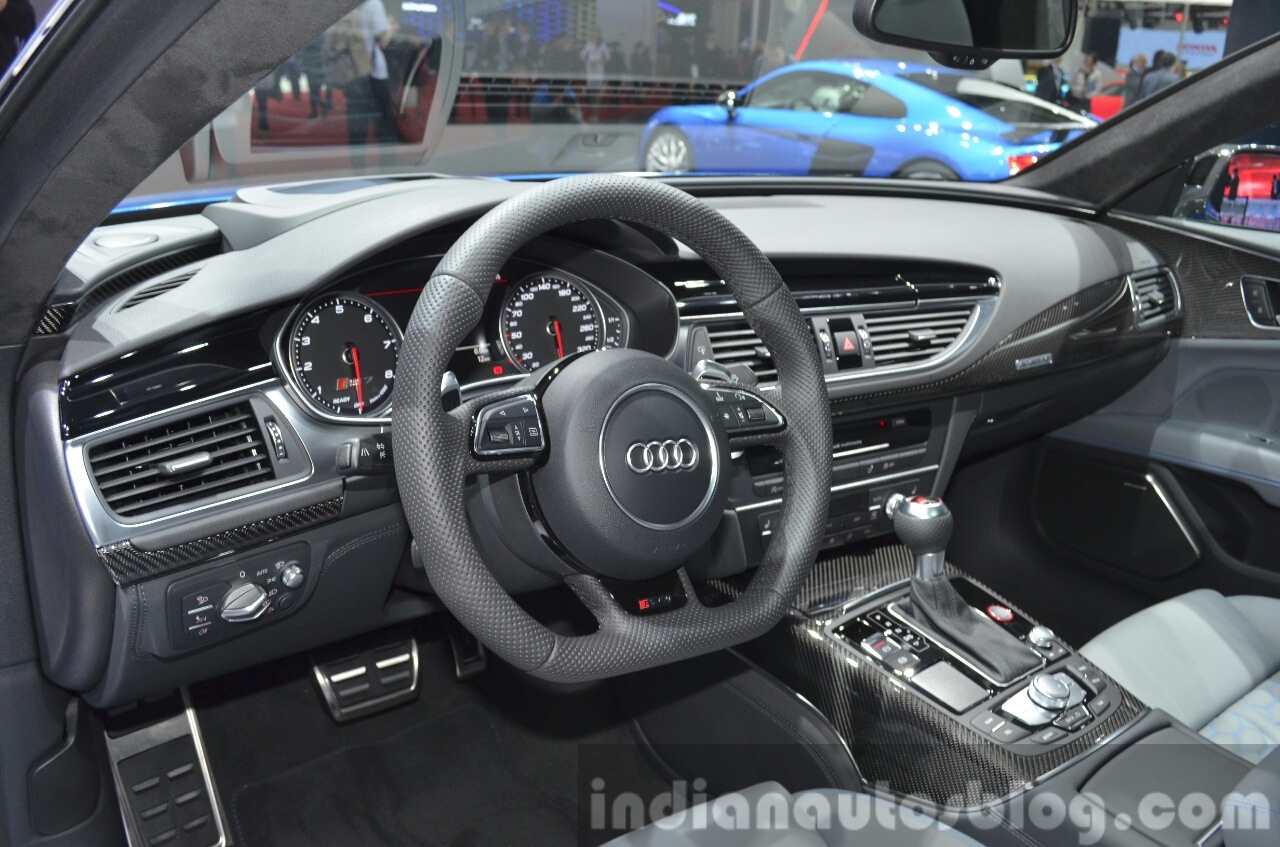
{"left": 886, "top": 494, "right": 1040, "bottom": 686}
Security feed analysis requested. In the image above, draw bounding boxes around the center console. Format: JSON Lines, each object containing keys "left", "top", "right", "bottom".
{"left": 826, "top": 578, "right": 1125, "bottom": 754}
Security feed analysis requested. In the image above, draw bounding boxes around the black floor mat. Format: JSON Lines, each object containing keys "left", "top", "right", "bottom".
{"left": 229, "top": 705, "right": 577, "bottom": 847}
{"left": 193, "top": 628, "right": 669, "bottom": 847}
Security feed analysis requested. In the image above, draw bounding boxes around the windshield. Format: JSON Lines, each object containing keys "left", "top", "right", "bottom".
{"left": 118, "top": 0, "right": 1242, "bottom": 211}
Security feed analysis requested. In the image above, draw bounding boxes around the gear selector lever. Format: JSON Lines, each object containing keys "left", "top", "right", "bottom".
{"left": 887, "top": 494, "right": 1041, "bottom": 686}
{"left": 886, "top": 494, "right": 951, "bottom": 580}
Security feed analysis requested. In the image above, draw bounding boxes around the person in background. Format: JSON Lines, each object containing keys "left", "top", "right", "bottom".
{"left": 580, "top": 27, "right": 610, "bottom": 121}
{"left": 300, "top": 35, "right": 333, "bottom": 118}
{"left": 512, "top": 20, "right": 534, "bottom": 67}
{"left": 700, "top": 29, "right": 728, "bottom": 79}
{"left": 1172, "top": 58, "right": 1187, "bottom": 79}
{"left": 1035, "top": 56, "right": 1066, "bottom": 105}
{"left": 1069, "top": 52, "right": 1102, "bottom": 111}
{"left": 1121, "top": 53, "right": 1147, "bottom": 108}
{"left": 0, "top": 0, "right": 35, "bottom": 73}
{"left": 1138, "top": 50, "right": 1180, "bottom": 100}
{"left": 629, "top": 42, "right": 652, "bottom": 78}
{"left": 349, "top": 0, "right": 400, "bottom": 144}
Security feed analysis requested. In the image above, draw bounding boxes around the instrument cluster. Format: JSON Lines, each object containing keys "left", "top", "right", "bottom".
{"left": 276, "top": 250, "right": 675, "bottom": 423}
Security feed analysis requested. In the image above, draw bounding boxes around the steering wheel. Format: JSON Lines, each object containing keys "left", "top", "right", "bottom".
{"left": 395, "top": 175, "right": 831, "bottom": 683}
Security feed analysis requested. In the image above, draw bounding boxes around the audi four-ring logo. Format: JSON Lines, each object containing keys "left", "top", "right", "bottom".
{"left": 626, "top": 438, "right": 700, "bottom": 473}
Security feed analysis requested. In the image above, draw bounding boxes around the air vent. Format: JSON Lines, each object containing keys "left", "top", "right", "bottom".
{"left": 75, "top": 241, "right": 221, "bottom": 317}
{"left": 707, "top": 322, "right": 778, "bottom": 383}
{"left": 863, "top": 308, "right": 974, "bottom": 366}
{"left": 1129, "top": 268, "right": 1179, "bottom": 327}
{"left": 118, "top": 269, "right": 198, "bottom": 310}
{"left": 88, "top": 402, "right": 276, "bottom": 519}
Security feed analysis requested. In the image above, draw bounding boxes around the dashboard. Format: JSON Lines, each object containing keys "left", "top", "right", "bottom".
{"left": 22, "top": 177, "right": 1184, "bottom": 707}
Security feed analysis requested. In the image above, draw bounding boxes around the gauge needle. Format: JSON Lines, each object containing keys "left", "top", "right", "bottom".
{"left": 553, "top": 319, "right": 565, "bottom": 359}
{"left": 349, "top": 345, "right": 366, "bottom": 413}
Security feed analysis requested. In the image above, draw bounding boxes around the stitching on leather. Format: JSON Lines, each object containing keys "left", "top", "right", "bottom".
{"left": 722, "top": 677, "right": 843, "bottom": 787}
{"left": 1224, "top": 799, "right": 1280, "bottom": 822}
{"left": 317, "top": 523, "right": 406, "bottom": 583}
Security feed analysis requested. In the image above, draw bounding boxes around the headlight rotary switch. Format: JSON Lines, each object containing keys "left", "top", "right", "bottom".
{"left": 281, "top": 564, "right": 305, "bottom": 590}
{"left": 220, "top": 583, "right": 269, "bottom": 623}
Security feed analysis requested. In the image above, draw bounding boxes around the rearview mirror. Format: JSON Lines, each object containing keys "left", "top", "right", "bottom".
{"left": 853, "top": 0, "right": 1077, "bottom": 69}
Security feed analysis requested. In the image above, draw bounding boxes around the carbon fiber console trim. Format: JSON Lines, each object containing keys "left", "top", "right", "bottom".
{"left": 702, "top": 543, "right": 1146, "bottom": 807}
{"left": 1109, "top": 215, "right": 1280, "bottom": 339}
{"left": 834, "top": 273, "right": 1174, "bottom": 407}
{"left": 97, "top": 496, "right": 343, "bottom": 585}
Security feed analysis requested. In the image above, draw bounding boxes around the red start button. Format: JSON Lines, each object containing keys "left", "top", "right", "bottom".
{"left": 986, "top": 604, "right": 1014, "bottom": 623}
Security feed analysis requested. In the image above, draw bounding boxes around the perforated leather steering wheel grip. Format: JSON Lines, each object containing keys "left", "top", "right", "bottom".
{"left": 394, "top": 175, "right": 831, "bottom": 682}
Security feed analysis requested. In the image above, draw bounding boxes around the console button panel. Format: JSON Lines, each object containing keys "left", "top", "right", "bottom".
{"left": 166, "top": 543, "right": 310, "bottom": 650}
{"left": 827, "top": 577, "right": 1126, "bottom": 755}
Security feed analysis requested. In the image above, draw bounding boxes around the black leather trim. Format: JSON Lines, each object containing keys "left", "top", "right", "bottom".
{"left": 16, "top": 358, "right": 115, "bottom": 692}
{"left": 620, "top": 649, "right": 863, "bottom": 794}
{"left": 395, "top": 175, "right": 831, "bottom": 683}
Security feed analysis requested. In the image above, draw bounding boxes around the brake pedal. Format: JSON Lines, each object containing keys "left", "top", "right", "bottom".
{"left": 444, "top": 618, "right": 487, "bottom": 680}
{"left": 312, "top": 635, "right": 420, "bottom": 722}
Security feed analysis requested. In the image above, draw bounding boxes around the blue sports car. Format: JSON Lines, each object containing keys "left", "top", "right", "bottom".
{"left": 640, "top": 60, "right": 1096, "bottom": 182}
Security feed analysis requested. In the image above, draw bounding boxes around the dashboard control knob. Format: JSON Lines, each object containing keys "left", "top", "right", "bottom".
{"left": 281, "top": 564, "right": 305, "bottom": 590}
{"left": 1027, "top": 672, "right": 1070, "bottom": 711}
{"left": 1028, "top": 625, "right": 1056, "bottom": 649}
{"left": 220, "top": 583, "right": 269, "bottom": 623}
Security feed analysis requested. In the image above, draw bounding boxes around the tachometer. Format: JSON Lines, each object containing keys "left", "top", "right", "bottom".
{"left": 287, "top": 294, "right": 401, "bottom": 418}
{"left": 500, "top": 275, "right": 607, "bottom": 372}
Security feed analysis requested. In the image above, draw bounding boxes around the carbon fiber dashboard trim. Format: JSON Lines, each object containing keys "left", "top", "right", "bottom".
{"left": 701, "top": 543, "right": 1146, "bottom": 807}
{"left": 97, "top": 496, "right": 343, "bottom": 585}
{"left": 833, "top": 273, "right": 1175, "bottom": 407}
{"left": 1109, "top": 215, "right": 1280, "bottom": 339}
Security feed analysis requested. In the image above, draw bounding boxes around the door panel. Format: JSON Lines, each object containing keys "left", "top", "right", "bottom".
{"left": 1050, "top": 338, "right": 1280, "bottom": 596}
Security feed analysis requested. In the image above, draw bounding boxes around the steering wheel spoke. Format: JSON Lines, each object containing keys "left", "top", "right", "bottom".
{"left": 699, "top": 384, "right": 787, "bottom": 448}
{"left": 455, "top": 391, "right": 547, "bottom": 476}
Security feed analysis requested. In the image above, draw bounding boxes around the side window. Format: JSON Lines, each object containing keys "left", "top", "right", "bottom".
{"left": 848, "top": 84, "right": 907, "bottom": 119}
{"left": 743, "top": 72, "right": 817, "bottom": 110}
{"left": 744, "top": 72, "right": 865, "bottom": 112}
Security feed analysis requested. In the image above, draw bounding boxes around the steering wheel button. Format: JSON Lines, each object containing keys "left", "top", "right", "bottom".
{"left": 486, "top": 426, "right": 511, "bottom": 445}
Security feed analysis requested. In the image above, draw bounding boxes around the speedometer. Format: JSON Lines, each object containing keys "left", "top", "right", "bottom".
{"left": 287, "top": 293, "right": 401, "bottom": 418}
{"left": 500, "top": 275, "right": 607, "bottom": 373}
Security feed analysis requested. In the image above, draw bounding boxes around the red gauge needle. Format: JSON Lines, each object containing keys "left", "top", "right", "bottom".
{"left": 553, "top": 319, "right": 565, "bottom": 359}
{"left": 350, "top": 345, "right": 366, "bottom": 413}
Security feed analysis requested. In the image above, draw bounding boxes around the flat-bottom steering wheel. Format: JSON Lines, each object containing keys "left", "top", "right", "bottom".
{"left": 396, "top": 175, "right": 831, "bottom": 683}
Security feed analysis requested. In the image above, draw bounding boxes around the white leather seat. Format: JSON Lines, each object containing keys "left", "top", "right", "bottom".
{"left": 602, "top": 782, "right": 988, "bottom": 847}
{"left": 1082, "top": 589, "right": 1280, "bottom": 764}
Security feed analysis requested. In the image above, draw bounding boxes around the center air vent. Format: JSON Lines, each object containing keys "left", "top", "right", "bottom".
{"left": 1129, "top": 268, "right": 1179, "bottom": 327}
{"left": 88, "top": 402, "right": 276, "bottom": 519}
{"left": 862, "top": 308, "right": 974, "bottom": 366}
{"left": 701, "top": 305, "right": 974, "bottom": 383}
